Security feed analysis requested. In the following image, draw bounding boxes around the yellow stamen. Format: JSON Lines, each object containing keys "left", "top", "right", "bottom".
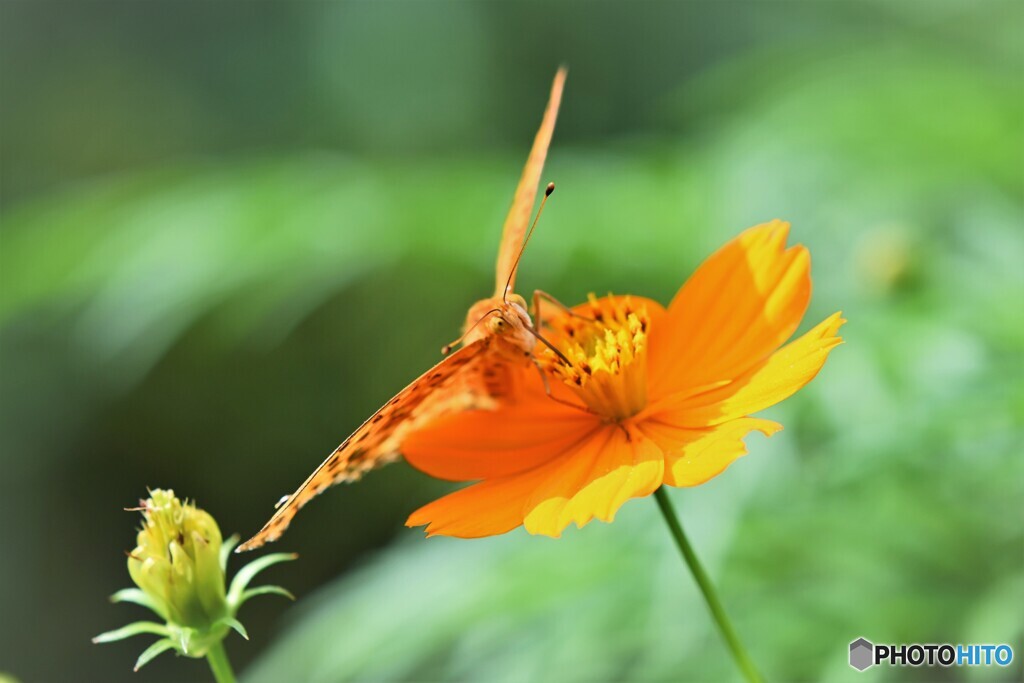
{"left": 540, "top": 295, "right": 649, "bottom": 420}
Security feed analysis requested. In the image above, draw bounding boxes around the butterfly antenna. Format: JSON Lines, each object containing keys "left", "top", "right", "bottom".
{"left": 441, "top": 308, "right": 503, "bottom": 355}
{"left": 503, "top": 182, "right": 555, "bottom": 303}
{"left": 525, "top": 325, "right": 573, "bottom": 367}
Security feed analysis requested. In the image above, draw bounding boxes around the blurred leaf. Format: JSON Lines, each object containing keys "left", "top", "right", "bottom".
{"left": 1, "top": 3, "right": 1021, "bottom": 682}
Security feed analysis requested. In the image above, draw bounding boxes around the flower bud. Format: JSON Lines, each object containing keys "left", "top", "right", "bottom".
{"left": 127, "top": 489, "right": 228, "bottom": 630}
{"left": 96, "top": 488, "right": 296, "bottom": 671}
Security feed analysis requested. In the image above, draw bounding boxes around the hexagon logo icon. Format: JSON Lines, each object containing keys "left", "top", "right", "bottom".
{"left": 849, "top": 637, "right": 874, "bottom": 671}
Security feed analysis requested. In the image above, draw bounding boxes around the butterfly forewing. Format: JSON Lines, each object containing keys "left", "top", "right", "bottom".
{"left": 238, "top": 339, "right": 493, "bottom": 552}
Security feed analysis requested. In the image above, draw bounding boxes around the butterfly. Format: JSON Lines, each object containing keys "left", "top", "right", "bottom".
{"left": 238, "top": 67, "right": 568, "bottom": 551}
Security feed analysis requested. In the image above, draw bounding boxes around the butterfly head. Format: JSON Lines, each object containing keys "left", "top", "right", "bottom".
{"left": 457, "top": 295, "right": 536, "bottom": 358}
{"left": 488, "top": 293, "right": 530, "bottom": 333}
{"left": 490, "top": 295, "right": 537, "bottom": 358}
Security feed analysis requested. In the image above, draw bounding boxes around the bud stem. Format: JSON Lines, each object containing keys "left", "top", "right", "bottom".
{"left": 205, "top": 641, "right": 237, "bottom": 683}
{"left": 653, "top": 487, "right": 764, "bottom": 683}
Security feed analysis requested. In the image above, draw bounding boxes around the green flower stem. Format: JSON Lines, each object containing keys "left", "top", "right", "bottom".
{"left": 653, "top": 487, "right": 764, "bottom": 683}
{"left": 205, "top": 641, "right": 237, "bottom": 683}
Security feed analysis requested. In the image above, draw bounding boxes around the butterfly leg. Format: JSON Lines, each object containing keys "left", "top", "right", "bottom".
{"left": 531, "top": 289, "right": 596, "bottom": 329}
{"left": 529, "top": 356, "right": 596, "bottom": 416}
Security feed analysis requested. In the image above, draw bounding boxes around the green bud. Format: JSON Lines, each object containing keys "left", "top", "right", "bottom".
{"left": 127, "top": 490, "right": 228, "bottom": 633}
{"left": 97, "top": 489, "right": 296, "bottom": 670}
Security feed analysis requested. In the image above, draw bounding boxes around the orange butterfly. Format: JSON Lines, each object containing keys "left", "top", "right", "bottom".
{"left": 238, "top": 68, "right": 567, "bottom": 552}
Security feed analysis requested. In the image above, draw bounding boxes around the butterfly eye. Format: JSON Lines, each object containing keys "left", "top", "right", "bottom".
{"left": 488, "top": 316, "right": 507, "bottom": 333}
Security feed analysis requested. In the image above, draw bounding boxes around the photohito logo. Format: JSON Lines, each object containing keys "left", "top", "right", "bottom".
{"left": 849, "top": 638, "right": 1014, "bottom": 671}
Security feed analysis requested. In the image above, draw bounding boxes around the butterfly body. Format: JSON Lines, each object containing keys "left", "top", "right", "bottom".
{"left": 238, "top": 68, "right": 566, "bottom": 552}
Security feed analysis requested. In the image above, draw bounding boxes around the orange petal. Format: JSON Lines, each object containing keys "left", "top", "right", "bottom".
{"left": 522, "top": 427, "right": 665, "bottom": 537}
{"left": 638, "top": 417, "right": 781, "bottom": 487}
{"left": 403, "top": 380, "right": 599, "bottom": 481}
{"left": 649, "top": 221, "right": 812, "bottom": 399}
{"left": 406, "top": 469, "right": 545, "bottom": 538}
{"left": 404, "top": 430, "right": 606, "bottom": 539}
{"left": 651, "top": 312, "right": 845, "bottom": 427}
{"left": 406, "top": 426, "right": 665, "bottom": 539}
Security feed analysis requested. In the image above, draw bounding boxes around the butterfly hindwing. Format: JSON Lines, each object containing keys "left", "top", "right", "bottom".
{"left": 237, "top": 338, "right": 493, "bottom": 551}
{"left": 493, "top": 67, "right": 566, "bottom": 297}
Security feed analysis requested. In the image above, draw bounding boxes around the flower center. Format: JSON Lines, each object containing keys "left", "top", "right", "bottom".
{"left": 540, "top": 295, "right": 650, "bottom": 420}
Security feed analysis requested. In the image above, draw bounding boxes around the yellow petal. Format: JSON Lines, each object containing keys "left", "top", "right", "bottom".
{"left": 639, "top": 417, "right": 781, "bottom": 487}
{"left": 522, "top": 427, "right": 664, "bottom": 537}
{"left": 649, "top": 221, "right": 812, "bottom": 400}
{"left": 651, "top": 312, "right": 845, "bottom": 427}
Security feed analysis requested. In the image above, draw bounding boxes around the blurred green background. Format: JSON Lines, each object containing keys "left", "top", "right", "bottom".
{"left": 1, "top": 1, "right": 1022, "bottom": 682}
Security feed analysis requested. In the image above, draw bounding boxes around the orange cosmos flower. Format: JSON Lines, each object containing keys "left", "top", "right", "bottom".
{"left": 405, "top": 220, "right": 844, "bottom": 538}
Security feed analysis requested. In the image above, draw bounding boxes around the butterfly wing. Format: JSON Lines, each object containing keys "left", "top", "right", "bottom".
{"left": 238, "top": 338, "right": 493, "bottom": 551}
{"left": 493, "top": 67, "right": 567, "bottom": 298}
{"left": 240, "top": 72, "right": 565, "bottom": 552}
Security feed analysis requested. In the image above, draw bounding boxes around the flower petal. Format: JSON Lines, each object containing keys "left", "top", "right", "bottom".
{"left": 638, "top": 417, "right": 781, "bottom": 487}
{"left": 406, "top": 427, "right": 665, "bottom": 539}
{"left": 649, "top": 221, "right": 812, "bottom": 399}
{"left": 405, "top": 461, "right": 555, "bottom": 539}
{"left": 522, "top": 427, "right": 665, "bottom": 537}
{"left": 651, "top": 312, "right": 845, "bottom": 427}
{"left": 403, "top": 380, "right": 598, "bottom": 481}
